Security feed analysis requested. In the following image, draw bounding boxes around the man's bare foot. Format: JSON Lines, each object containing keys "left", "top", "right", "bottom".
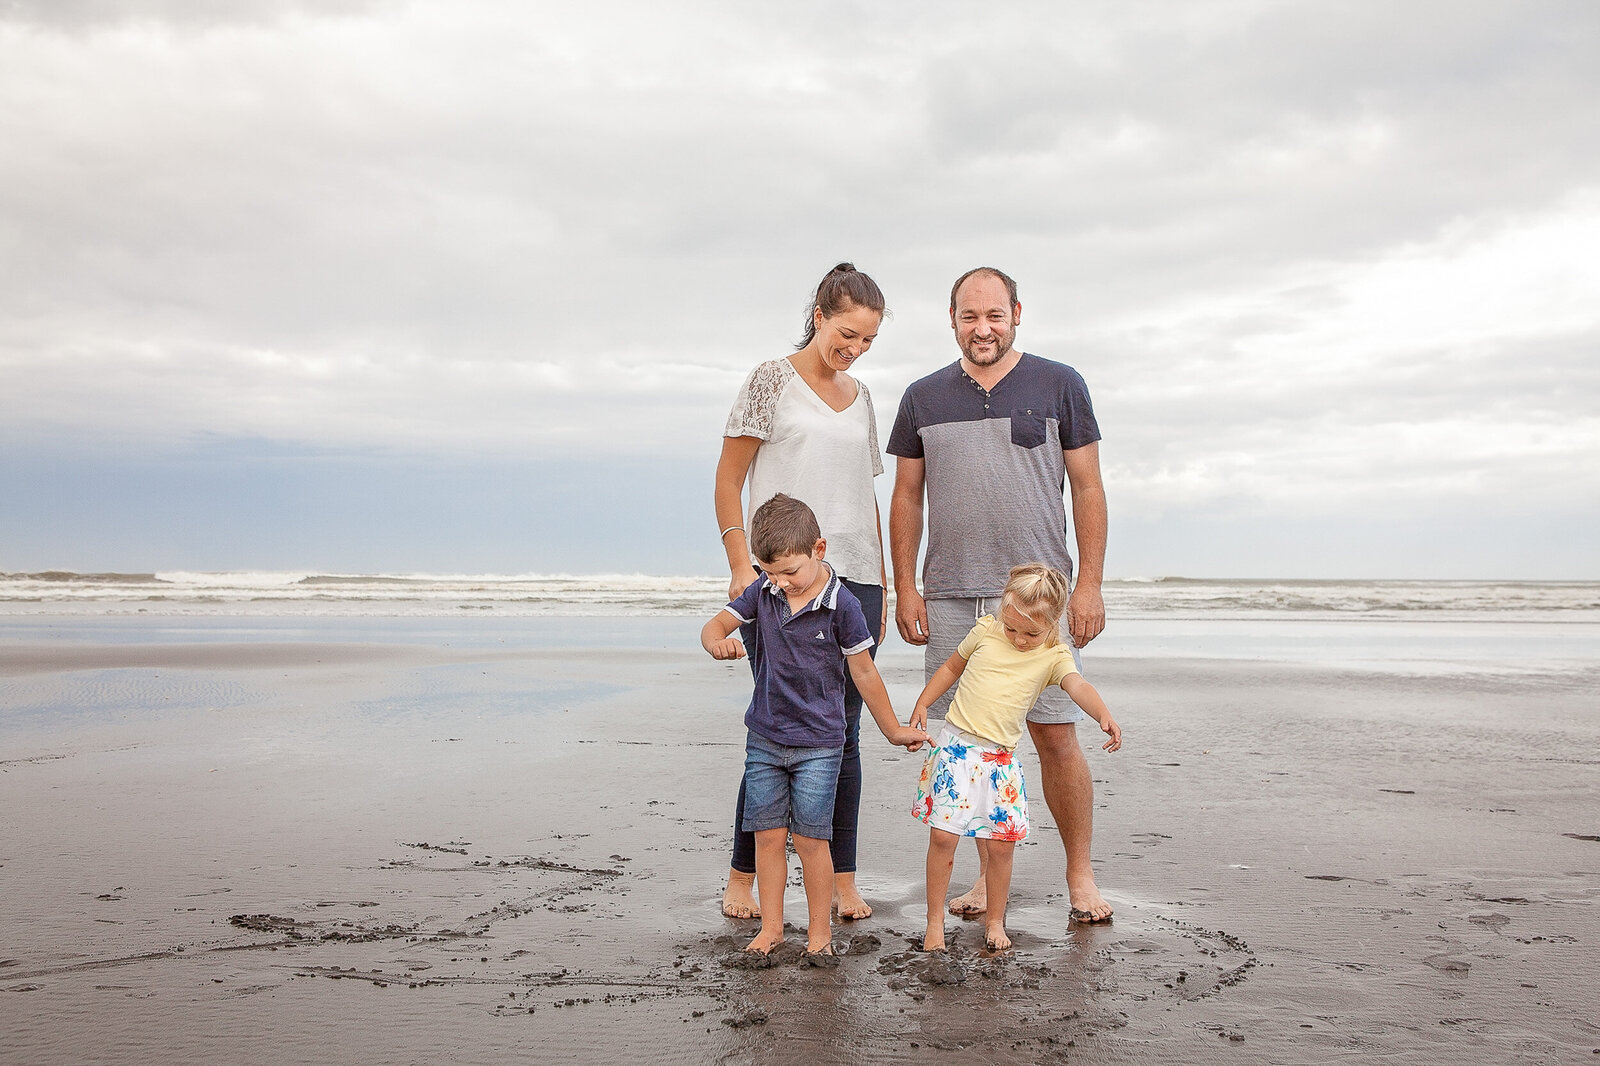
{"left": 947, "top": 881, "right": 987, "bottom": 916}
{"left": 1067, "top": 873, "right": 1113, "bottom": 922}
{"left": 984, "top": 920, "right": 1011, "bottom": 952}
{"left": 745, "top": 928, "right": 784, "bottom": 955}
{"left": 722, "top": 869, "right": 759, "bottom": 919}
{"left": 833, "top": 873, "right": 872, "bottom": 920}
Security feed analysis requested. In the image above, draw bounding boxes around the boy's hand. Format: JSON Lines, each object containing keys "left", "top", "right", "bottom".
{"left": 1098, "top": 714, "right": 1121, "bottom": 752}
{"left": 889, "top": 725, "right": 930, "bottom": 753}
{"left": 705, "top": 637, "right": 746, "bottom": 661}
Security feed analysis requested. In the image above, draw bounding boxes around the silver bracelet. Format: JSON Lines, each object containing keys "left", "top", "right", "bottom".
{"left": 719, "top": 525, "right": 744, "bottom": 540}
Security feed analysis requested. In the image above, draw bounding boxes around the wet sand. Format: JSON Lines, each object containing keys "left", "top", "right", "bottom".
{"left": 2, "top": 617, "right": 1597, "bottom": 1064}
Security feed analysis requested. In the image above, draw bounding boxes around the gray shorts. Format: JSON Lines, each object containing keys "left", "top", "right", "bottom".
{"left": 923, "top": 596, "right": 1085, "bottom": 725}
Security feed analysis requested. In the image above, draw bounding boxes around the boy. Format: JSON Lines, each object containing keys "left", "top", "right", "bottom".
{"left": 701, "top": 493, "right": 928, "bottom": 959}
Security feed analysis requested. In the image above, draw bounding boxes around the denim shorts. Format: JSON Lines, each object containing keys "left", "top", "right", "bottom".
{"left": 741, "top": 730, "right": 844, "bottom": 840}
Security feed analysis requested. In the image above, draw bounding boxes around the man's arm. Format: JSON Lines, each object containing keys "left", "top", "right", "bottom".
{"left": 890, "top": 456, "right": 929, "bottom": 645}
{"left": 1063, "top": 441, "right": 1107, "bottom": 648}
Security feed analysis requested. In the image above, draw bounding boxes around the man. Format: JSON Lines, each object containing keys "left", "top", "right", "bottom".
{"left": 888, "top": 266, "right": 1112, "bottom": 922}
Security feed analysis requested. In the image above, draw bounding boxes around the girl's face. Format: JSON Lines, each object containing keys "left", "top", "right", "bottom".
{"left": 998, "top": 600, "right": 1056, "bottom": 652}
{"left": 812, "top": 303, "right": 882, "bottom": 373}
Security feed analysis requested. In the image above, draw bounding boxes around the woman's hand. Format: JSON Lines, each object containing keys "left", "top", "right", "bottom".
{"left": 728, "top": 570, "right": 756, "bottom": 602}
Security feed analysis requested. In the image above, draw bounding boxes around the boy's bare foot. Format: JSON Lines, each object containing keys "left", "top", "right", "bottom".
{"left": 984, "top": 921, "right": 1011, "bottom": 952}
{"left": 722, "top": 869, "right": 760, "bottom": 919}
{"left": 745, "top": 928, "right": 784, "bottom": 955}
{"left": 1067, "top": 871, "right": 1113, "bottom": 922}
{"left": 947, "top": 881, "right": 986, "bottom": 916}
{"left": 922, "top": 923, "right": 946, "bottom": 953}
{"left": 833, "top": 873, "right": 872, "bottom": 920}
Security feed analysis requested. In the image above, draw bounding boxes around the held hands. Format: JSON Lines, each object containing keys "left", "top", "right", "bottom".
{"left": 703, "top": 636, "right": 746, "bottom": 661}
{"left": 889, "top": 723, "right": 930, "bottom": 753}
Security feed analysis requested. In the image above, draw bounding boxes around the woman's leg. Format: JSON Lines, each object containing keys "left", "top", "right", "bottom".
{"left": 832, "top": 579, "right": 881, "bottom": 918}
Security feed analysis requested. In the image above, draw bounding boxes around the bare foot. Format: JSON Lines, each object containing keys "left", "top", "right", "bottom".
{"left": 947, "top": 880, "right": 987, "bottom": 916}
{"left": 833, "top": 873, "right": 872, "bottom": 920}
{"left": 984, "top": 920, "right": 1011, "bottom": 952}
{"left": 922, "top": 921, "right": 946, "bottom": 952}
{"left": 1067, "top": 872, "right": 1113, "bottom": 922}
{"left": 722, "top": 869, "right": 760, "bottom": 919}
{"left": 745, "top": 927, "right": 784, "bottom": 955}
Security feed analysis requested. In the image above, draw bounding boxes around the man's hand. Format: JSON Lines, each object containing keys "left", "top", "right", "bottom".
{"left": 705, "top": 636, "right": 746, "bottom": 661}
{"left": 1066, "top": 583, "right": 1105, "bottom": 648}
{"left": 896, "top": 586, "right": 929, "bottom": 645}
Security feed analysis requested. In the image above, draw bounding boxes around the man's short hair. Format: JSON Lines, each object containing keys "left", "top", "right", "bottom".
{"left": 949, "top": 266, "right": 1020, "bottom": 311}
{"left": 750, "top": 493, "right": 822, "bottom": 563}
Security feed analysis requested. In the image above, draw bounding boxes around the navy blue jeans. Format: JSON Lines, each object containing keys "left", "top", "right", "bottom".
{"left": 731, "top": 578, "right": 883, "bottom": 875}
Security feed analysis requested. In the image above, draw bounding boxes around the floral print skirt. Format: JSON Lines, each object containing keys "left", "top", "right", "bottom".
{"left": 912, "top": 724, "right": 1029, "bottom": 841}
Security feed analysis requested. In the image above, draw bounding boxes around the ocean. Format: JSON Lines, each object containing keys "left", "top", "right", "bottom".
{"left": 3, "top": 572, "right": 1597, "bottom": 676}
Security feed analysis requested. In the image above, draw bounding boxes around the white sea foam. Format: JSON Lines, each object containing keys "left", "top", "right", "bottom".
{"left": 1, "top": 571, "right": 1596, "bottom": 622}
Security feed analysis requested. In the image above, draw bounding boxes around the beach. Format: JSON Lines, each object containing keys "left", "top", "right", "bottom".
{"left": 2, "top": 609, "right": 1598, "bottom": 1064}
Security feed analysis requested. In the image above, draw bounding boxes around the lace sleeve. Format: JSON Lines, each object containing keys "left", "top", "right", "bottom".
{"left": 724, "top": 359, "right": 794, "bottom": 440}
{"left": 860, "top": 381, "right": 885, "bottom": 477}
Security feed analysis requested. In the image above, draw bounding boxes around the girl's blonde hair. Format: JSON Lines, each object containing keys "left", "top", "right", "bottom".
{"left": 1001, "top": 563, "right": 1071, "bottom": 643}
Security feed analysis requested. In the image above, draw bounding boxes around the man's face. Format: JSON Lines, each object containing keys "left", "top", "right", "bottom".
{"left": 951, "top": 274, "right": 1020, "bottom": 367}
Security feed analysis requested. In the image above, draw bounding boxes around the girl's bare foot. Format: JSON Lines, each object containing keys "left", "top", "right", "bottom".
{"left": 722, "top": 869, "right": 760, "bottom": 919}
{"left": 947, "top": 880, "right": 986, "bottom": 916}
{"left": 984, "top": 920, "right": 1011, "bottom": 952}
{"left": 745, "top": 927, "right": 783, "bottom": 955}
{"left": 833, "top": 872, "right": 872, "bottom": 920}
{"left": 922, "top": 921, "right": 946, "bottom": 952}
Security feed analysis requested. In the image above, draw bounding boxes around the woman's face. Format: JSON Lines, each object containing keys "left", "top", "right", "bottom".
{"left": 812, "top": 303, "right": 882, "bottom": 372}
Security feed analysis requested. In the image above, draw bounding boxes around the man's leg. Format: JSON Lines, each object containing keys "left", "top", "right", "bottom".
{"left": 1028, "top": 720, "right": 1112, "bottom": 920}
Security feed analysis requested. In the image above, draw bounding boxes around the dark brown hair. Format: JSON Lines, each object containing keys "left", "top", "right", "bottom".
{"left": 795, "top": 262, "right": 887, "bottom": 351}
{"left": 949, "top": 266, "right": 1020, "bottom": 312}
{"left": 750, "top": 493, "right": 823, "bottom": 563}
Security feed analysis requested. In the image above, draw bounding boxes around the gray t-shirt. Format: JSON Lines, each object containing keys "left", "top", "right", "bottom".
{"left": 886, "top": 353, "right": 1100, "bottom": 598}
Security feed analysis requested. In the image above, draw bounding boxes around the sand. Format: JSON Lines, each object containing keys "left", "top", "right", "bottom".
{"left": 1, "top": 616, "right": 1597, "bottom": 1064}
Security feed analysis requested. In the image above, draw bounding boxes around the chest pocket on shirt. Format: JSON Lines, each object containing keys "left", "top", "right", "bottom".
{"left": 1010, "top": 412, "right": 1049, "bottom": 449}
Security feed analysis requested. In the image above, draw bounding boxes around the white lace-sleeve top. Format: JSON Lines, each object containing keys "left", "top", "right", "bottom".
{"left": 724, "top": 357, "right": 885, "bottom": 586}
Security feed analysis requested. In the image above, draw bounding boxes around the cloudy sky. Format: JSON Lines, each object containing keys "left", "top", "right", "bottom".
{"left": 2, "top": 0, "right": 1596, "bottom": 578}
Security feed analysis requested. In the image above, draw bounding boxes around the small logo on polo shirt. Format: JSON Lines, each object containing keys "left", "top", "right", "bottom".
{"left": 815, "top": 631, "right": 826, "bottom": 640}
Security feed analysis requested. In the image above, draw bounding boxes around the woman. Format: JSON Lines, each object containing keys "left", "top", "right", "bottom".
{"left": 716, "top": 262, "right": 889, "bottom": 921}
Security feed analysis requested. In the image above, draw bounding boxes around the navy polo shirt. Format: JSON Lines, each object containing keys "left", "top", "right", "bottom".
{"left": 723, "top": 566, "right": 874, "bottom": 749}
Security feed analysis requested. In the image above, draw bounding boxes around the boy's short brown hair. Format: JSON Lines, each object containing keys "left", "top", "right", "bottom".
{"left": 749, "top": 493, "right": 822, "bottom": 563}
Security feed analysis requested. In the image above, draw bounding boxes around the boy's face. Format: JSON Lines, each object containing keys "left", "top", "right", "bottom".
{"left": 999, "top": 601, "right": 1053, "bottom": 652}
{"left": 758, "top": 542, "right": 827, "bottom": 599}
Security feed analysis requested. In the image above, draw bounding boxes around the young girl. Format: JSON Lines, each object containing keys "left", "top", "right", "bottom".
{"left": 909, "top": 564, "right": 1122, "bottom": 953}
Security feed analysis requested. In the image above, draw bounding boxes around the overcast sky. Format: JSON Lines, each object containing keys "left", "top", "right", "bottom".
{"left": 2, "top": 0, "right": 1596, "bottom": 578}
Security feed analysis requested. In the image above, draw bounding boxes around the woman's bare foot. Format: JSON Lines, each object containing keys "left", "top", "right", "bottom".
{"left": 947, "top": 879, "right": 987, "bottom": 916}
{"left": 922, "top": 921, "right": 946, "bottom": 952}
{"left": 722, "top": 869, "right": 760, "bottom": 919}
{"left": 1066, "top": 871, "right": 1113, "bottom": 922}
{"left": 983, "top": 920, "right": 1011, "bottom": 952}
{"left": 745, "top": 927, "right": 784, "bottom": 955}
{"left": 833, "top": 872, "right": 872, "bottom": 919}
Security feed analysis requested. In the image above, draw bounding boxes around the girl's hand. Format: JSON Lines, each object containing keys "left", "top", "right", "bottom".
{"left": 909, "top": 706, "right": 928, "bottom": 732}
{"left": 705, "top": 637, "right": 746, "bottom": 661}
{"left": 1098, "top": 714, "right": 1122, "bottom": 752}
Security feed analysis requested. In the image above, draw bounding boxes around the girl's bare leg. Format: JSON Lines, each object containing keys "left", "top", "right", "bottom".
{"left": 790, "top": 834, "right": 836, "bottom": 952}
{"left": 748, "top": 829, "right": 788, "bottom": 953}
{"left": 983, "top": 840, "right": 1017, "bottom": 950}
{"left": 924, "top": 828, "right": 959, "bottom": 951}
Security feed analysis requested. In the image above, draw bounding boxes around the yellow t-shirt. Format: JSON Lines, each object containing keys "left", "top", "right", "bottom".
{"left": 946, "top": 616, "right": 1078, "bottom": 748}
